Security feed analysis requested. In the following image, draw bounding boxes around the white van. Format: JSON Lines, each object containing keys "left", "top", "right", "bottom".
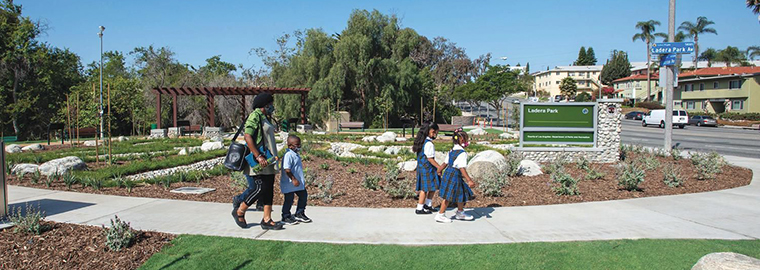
{"left": 642, "top": 109, "right": 688, "bottom": 129}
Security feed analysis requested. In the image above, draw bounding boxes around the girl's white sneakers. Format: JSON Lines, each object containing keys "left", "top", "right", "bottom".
{"left": 454, "top": 211, "right": 474, "bottom": 221}
{"left": 435, "top": 213, "right": 452, "bottom": 223}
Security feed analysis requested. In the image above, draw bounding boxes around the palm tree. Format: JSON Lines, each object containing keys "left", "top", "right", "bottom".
{"left": 679, "top": 17, "right": 718, "bottom": 69}
{"left": 748, "top": 0, "right": 760, "bottom": 14}
{"left": 716, "top": 46, "right": 747, "bottom": 67}
{"left": 659, "top": 31, "right": 685, "bottom": 42}
{"left": 632, "top": 20, "right": 664, "bottom": 102}
{"left": 699, "top": 48, "right": 718, "bottom": 67}
{"left": 747, "top": 46, "right": 760, "bottom": 60}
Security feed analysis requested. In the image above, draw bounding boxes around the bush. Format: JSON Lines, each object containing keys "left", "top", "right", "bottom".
{"left": 634, "top": 154, "right": 659, "bottom": 171}
{"left": 320, "top": 163, "right": 330, "bottom": 171}
{"left": 617, "top": 163, "right": 645, "bottom": 191}
{"left": 662, "top": 163, "right": 683, "bottom": 188}
{"left": 348, "top": 168, "right": 358, "bottom": 174}
{"left": 63, "top": 173, "right": 78, "bottom": 189}
{"left": 542, "top": 155, "right": 569, "bottom": 175}
{"left": 383, "top": 162, "right": 415, "bottom": 199}
{"left": 30, "top": 170, "right": 41, "bottom": 184}
{"left": 303, "top": 169, "right": 319, "bottom": 187}
{"left": 480, "top": 170, "right": 510, "bottom": 197}
{"left": 312, "top": 176, "right": 343, "bottom": 204}
{"left": 576, "top": 156, "right": 591, "bottom": 172}
{"left": 8, "top": 203, "right": 47, "bottom": 235}
{"left": 505, "top": 151, "right": 523, "bottom": 177}
{"left": 690, "top": 151, "right": 725, "bottom": 180}
{"left": 584, "top": 167, "right": 606, "bottom": 181}
{"left": 575, "top": 92, "right": 592, "bottom": 102}
{"left": 551, "top": 170, "right": 579, "bottom": 196}
{"left": 636, "top": 101, "right": 665, "bottom": 110}
{"left": 718, "top": 112, "right": 760, "bottom": 121}
{"left": 103, "top": 215, "right": 136, "bottom": 252}
{"left": 670, "top": 147, "right": 682, "bottom": 161}
{"left": 362, "top": 173, "right": 381, "bottom": 190}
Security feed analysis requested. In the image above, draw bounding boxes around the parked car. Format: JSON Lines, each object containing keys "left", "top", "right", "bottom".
{"left": 625, "top": 111, "right": 645, "bottom": 120}
{"left": 688, "top": 115, "right": 718, "bottom": 127}
{"left": 642, "top": 109, "right": 688, "bottom": 129}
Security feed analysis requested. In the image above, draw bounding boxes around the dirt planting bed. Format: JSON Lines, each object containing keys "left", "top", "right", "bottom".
{"left": 0, "top": 221, "right": 173, "bottom": 270}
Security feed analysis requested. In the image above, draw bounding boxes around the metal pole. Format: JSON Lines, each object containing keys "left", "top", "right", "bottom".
{"left": 664, "top": 0, "right": 676, "bottom": 150}
{"left": 98, "top": 27, "right": 105, "bottom": 142}
{"left": 1, "top": 140, "right": 7, "bottom": 218}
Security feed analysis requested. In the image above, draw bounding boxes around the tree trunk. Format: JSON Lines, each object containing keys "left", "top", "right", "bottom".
{"left": 694, "top": 35, "right": 699, "bottom": 70}
{"left": 646, "top": 41, "right": 651, "bottom": 102}
{"left": 12, "top": 69, "right": 20, "bottom": 136}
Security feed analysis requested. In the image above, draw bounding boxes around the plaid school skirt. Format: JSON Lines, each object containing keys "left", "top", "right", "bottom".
{"left": 439, "top": 166, "right": 474, "bottom": 203}
{"left": 416, "top": 154, "right": 439, "bottom": 192}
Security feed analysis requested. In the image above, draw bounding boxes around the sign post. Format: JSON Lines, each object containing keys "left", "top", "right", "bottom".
{"left": 1, "top": 140, "right": 7, "bottom": 218}
{"left": 519, "top": 103, "right": 597, "bottom": 147}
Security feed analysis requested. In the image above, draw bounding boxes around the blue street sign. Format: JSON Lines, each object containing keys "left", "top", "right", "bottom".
{"left": 651, "top": 42, "right": 695, "bottom": 54}
{"left": 660, "top": 54, "right": 677, "bottom": 66}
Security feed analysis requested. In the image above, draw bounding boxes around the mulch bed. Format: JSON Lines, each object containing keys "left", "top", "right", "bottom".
{"left": 7, "top": 152, "right": 753, "bottom": 209}
{"left": 0, "top": 221, "right": 173, "bottom": 270}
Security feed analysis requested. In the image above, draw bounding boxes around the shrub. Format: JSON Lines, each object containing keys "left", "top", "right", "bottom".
{"left": 123, "top": 179, "right": 137, "bottom": 193}
{"left": 636, "top": 101, "right": 665, "bottom": 110}
{"left": 91, "top": 178, "right": 104, "bottom": 191}
{"left": 690, "top": 151, "right": 725, "bottom": 180}
{"left": 634, "top": 154, "right": 659, "bottom": 171}
{"left": 718, "top": 112, "right": 760, "bottom": 121}
{"left": 480, "top": 170, "right": 510, "bottom": 197}
{"left": 584, "top": 167, "right": 606, "bottom": 181}
{"left": 30, "top": 170, "right": 41, "bottom": 184}
{"left": 362, "top": 174, "right": 381, "bottom": 190}
{"left": 670, "top": 147, "right": 682, "bottom": 161}
{"left": 383, "top": 176, "right": 416, "bottom": 199}
{"left": 348, "top": 168, "right": 358, "bottom": 174}
{"left": 320, "top": 163, "right": 330, "bottom": 171}
{"left": 8, "top": 203, "right": 47, "bottom": 235}
{"left": 505, "top": 151, "right": 523, "bottom": 177}
{"left": 159, "top": 177, "right": 172, "bottom": 190}
{"left": 229, "top": 171, "right": 247, "bottom": 190}
{"left": 551, "top": 170, "right": 579, "bottom": 196}
{"left": 45, "top": 172, "right": 58, "bottom": 188}
{"left": 103, "top": 215, "right": 136, "bottom": 252}
{"left": 617, "top": 163, "right": 645, "bottom": 191}
{"left": 313, "top": 176, "right": 343, "bottom": 204}
{"left": 542, "top": 155, "right": 569, "bottom": 175}
{"left": 63, "top": 174, "right": 78, "bottom": 189}
{"left": 662, "top": 163, "right": 683, "bottom": 188}
{"left": 576, "top": 156, "right": 591, "bottom": 172}
{"left": 303, "top": 169, "right": 319, "bottom": 187}
{"left": 575, "top": 92, "right": 592, "bottom": 102}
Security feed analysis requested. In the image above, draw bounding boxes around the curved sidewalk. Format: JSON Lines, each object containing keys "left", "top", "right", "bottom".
{"left": 5, "top": 155, "right": 759, "bottom": 245}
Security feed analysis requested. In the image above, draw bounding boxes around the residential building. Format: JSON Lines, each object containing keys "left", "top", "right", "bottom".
{"left": 533, "top": 65, "right": 603, "bottom": 98}
{"left": 674, "top": 67, "right": 760, "bottom": 114}
{"left": 612, "top": 73, "right": 661, "bottom": 102}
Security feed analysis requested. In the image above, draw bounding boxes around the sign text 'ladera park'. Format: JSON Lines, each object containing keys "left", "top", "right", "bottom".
{"left": 527, "top": 108, "right": 559, "bottom": 114}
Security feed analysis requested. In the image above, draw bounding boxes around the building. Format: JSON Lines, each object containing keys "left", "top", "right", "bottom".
{"left": 612, "top": 73, "right": 661, "bottom": 102}
{"left": 674, "top": 67, "right": 760, "bottom": 114}
{"left": 533, "top": 66, "right": 603, "bottom": 98}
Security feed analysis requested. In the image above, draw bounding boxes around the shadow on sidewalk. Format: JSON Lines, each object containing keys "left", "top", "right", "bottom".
{"left": 8, "top": 199, "right": 95, "bottom": 217}
{"left": 472, "top": 207, "right": 496, "bottom": 220}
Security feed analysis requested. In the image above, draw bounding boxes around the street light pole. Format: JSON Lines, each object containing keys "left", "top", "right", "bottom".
{"left": 664, "top": 0, "right": 675, "bottom": 150}
{"left": 98, "top": 26, "right": 105, "bottom": 142}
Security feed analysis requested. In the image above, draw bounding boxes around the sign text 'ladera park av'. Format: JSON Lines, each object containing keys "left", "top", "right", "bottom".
{"left": 520, "top": 103, "right": 598, "bottom": 146}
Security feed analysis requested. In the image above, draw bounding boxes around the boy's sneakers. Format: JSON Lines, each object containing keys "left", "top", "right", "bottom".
{"left": 281, "top": 215, "right": 299, "bottom": 225}
{"left": 295, "top": 212, "right": 312, "bottom": 223}
{"left": 454, "top": 211, "right": 474, "bottom": 221}
{"left": 415, "top": 208, "right": 432, "bottom": 215}
{"left": 423, "top": 204, "right": 436, "bottom": 212}
{"left": 435, "top": 213, "right": 452, "bottom": 223}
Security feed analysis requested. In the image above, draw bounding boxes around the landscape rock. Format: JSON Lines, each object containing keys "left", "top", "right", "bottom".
{"left": 518, "top": 160, "right": 543, "bottom": 176}
{"left": 83, "top": 140, "right": 97, "bottom": 147}
{"left": 277, "top": 131, "right": 289, "bottom": 142}
{"left": 435, "top": 151, "right": 448, "bottom": 165}
{"left": 201, "top": 141, "right": 224, "bottom": 152}
{"left": 21, "top": 144, "right": 44, "bottom": 152}
{"left": 397, "top": 160, "right": 417, "bottom": 172}
{"left": 38, "top": 156, "right": 86, "bottom": 176}
{"left": 362, "top": 136, "right": 377, "bottom": 142}
{"left": 468, "top": 128, "right": 488, "bottom": 136}
{"left": 178, "top": 147, "right": 204, "bottom": 156}
{"left": 208, "top": 136, "right": 224, "bottom": 143}
{"left": 11, "top": 164, "right": 39, "bottom": 176}
{"left": 376, "top": 132, "right": 397, "bottom": 143}
{"left": 5, "top": 144, "right": 22, "bottom": 153}
{"left": 127, "top": 157, "right": 224, "bottom": 181}
{"left": 395, "top": 137, "right": 408, "bottom": 142}
{"left": 499, "top": 132, "right": 519, "bottom": 139}
{"left": 329, "top": 142, "right": 365, "bottom": 157}
{"left": 384, "top": 146, "right": 402, "bottom": 155}
{"left": 313, "top": 131, "right": 326, "bottom": 135}
{"left": 117, "top": 136, "right": 129, "bottom": 142}
{"left": 692, "top": 252, "right": 760, "bottom": 270}
{"left": 368, "top": 146, "right": 386, "bottom": 153}
{"left": 466, "top": 150, "right": 507, "bottom": 180}
{"left": 476, "top": 141, "right": 491, "bottom": 145}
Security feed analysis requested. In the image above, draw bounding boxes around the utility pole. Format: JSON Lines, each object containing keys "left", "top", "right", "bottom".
{"left": 98, "top": 26, "right": 105, "bottom": 142}
{"left": 664, "top": 0, "right": 675, "bottom": 150}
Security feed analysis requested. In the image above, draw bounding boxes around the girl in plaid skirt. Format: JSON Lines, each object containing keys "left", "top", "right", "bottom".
{"left": 412, "top": 122, "right": 443, "bottom": 214}
{"left": 435, "top": 128, "right": 478, "bottom": 223}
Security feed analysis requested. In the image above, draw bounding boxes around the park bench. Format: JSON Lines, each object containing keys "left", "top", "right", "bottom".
{"left": 437, "top": 124, "right": 462, "bottom": 135}
{"left": 187, "top": 125, "right": 203, "bottom": 133}
{"left": 76, "top": 127, "right": 98, "bottom": 138}
{"left": 339, "top": 122, "right": 365, "bottom": 132}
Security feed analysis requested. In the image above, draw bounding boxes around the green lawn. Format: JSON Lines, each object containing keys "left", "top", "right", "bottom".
{"left": 464, "top": 127, "right": 507, "bottom": 135}
{"left": 140, "top": 236, "right": 760, "bottom": 270}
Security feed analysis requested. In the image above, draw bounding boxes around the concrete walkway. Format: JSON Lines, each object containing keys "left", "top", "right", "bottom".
{"left": 5, "top": 155, "right": 759, "bottom": 245}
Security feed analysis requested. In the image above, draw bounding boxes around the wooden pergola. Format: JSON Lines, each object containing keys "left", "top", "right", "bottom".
{"left": 152, "top": 87, "right": 310, "bottom": 128}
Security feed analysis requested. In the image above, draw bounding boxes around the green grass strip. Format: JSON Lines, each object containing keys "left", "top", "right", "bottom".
{"left": 140, "top": 236, "right": 760, "bottom": 270}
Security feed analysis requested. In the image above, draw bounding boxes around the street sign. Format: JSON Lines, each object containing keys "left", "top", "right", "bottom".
{"left": 660, "top": 54, "right": 677, "bottom": 66}
{"left": 520, "top": 103, "right": 597, "bottom": 147}
{"left": 651, "top": 42, "right": 694, "bottom": 54}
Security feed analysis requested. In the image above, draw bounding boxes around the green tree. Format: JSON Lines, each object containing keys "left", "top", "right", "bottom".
{"left": 600, "top": 50, "right": 632, "bottom": 86}
{"left": 559, "top": 77, "right": 577, "bottom": 100}
{"left": 698, "top": 48, "right": 718, "bottom": 67}
{"left": 585, "top": 47, "right": 597, "bottom": 65}
{"left": 747, "top": 0, "right": 760, "bottom": 14}
{"left": 574, "top": 46, "right": 587, "bottom": 66}
{"left": 746, "top": 46, "right": 760, "bottom": 61}
{"left": 632, "top": 20, "right": 667, "bottom": 102}
{"left": 679, "top": 16, "right": 717, "bottom": 69}
{"left": 716, "top": 46, "right": 747, "bottom": 67}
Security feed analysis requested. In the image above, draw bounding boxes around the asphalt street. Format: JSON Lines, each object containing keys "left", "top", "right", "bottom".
{"left": 621, "top": 119, "right": 760, "bottom": 158}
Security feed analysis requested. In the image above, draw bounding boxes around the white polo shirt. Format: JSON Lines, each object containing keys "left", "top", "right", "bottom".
{"left": 446, "top": 144, "right": 468, "bottom": 169}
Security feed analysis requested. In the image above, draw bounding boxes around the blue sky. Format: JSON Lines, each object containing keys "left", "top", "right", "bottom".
{"left": 17, "top": 0, "right": 760, "bottom": 73}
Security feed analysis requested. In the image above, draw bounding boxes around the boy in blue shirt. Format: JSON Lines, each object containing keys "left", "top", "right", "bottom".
{"left": 280, "top": 135, "right": 311, "bottom": 225}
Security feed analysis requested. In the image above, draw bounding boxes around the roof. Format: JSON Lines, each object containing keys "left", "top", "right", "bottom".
{"left": 612, "top": 73, "right": 659, "bottom": 83}
{"left": 152, "top": 87, "right": 311, "bottom": 96}
{"left": 678, "top": 67, "right": 760, "bottom": 78}
{"left": 533, "top": 65, "right": 603, "bottom": 75}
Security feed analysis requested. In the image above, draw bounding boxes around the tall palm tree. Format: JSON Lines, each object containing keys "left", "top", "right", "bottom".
{"left": 698, "top": 48, "right": 718, "bottom": 67}
{"left": 748, "top": 0, "right": 760, "bottom": 14}
{"left": 632, "top": 20, "right": 663, "bottom": 102}
{"left": 747, "top": 46, "right": 760, "bottom": 60}
{"left": 716, "top": 46, "right": 746, "bottom": 67}
{"left": 679, "top": 17, "right": 718, "bottom": 69}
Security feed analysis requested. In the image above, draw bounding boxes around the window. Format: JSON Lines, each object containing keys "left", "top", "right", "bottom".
{"left": 699, "top": 83, "right": 704, "bottom": 91}
{"left": 732, "top": 100, "right": 744, "bottom": 110}
{"left": 569, "top": 72, "right": 575, "bottom": 76}
{"left": 556, "top": 81, "right": 560, "bottom": 85}
{"left": 578, "top": 72, "right": 584, "bottom": 76}
{"left": 556, "top": 72, "right": 560, "bottom": 75}
{"left": 729, "top": 80, "right": 742, "bottom": 89}
{"left": 685, "top": 84, "right": 693, "bottom": 92}
{"left": 686, "top": 101, "right": 695, "bottom": 110}
{"left": 675, "top": 101, "right": 682, "bottom": 107}
{"left": 713, "top": 81, "right": 719, "bottom": 89}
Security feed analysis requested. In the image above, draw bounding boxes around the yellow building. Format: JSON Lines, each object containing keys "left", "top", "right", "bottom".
{"left": 533, "top": 66, "right": 603, "bottom": 99}
{"left": 674, "top": 67, "right": 760, "bottom": 113}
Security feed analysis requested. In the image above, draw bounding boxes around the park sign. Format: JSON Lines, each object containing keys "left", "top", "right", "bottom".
{"left": 520, "top": 103, "right": 597, "bottom": 147}
{"left": 650, "top": 42, "right": 695, "bottom": 55}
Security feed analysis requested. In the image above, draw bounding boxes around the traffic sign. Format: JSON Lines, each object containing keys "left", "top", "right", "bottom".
{"left": 651, "top": 42, "right": 694, "bottom": 54}
{"left": 660, "top": 54, "right": 677, "bottom": 66}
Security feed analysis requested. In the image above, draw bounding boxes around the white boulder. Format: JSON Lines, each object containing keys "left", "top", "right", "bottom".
{"left": 5, "top": 144, "right": 22, "bottom": 153}
{"left": 38, "top": 156, "right": 86, "bottom": 176}
{"left": 395, "top": 137, "right": 408, "bottom": 142}
{"left": 692, "top": 252, "right": 760, "bottom": 270}
{"left": 329, "top": 142, "right": 365, "bottom": 157}
{"left": 397, "top": 160, "right": 417, "bottom": 172}
{"left": 500, "top": 132, "right": 519, "bottom": 139}
{"left": 178, "top": 148, "right": 188, "bottom": 155}
{"left": 467, "top": 150, "right": 507, "bottom": 180}
{"left": 313, "top": 131, "right": 326, "bottom": 135}
{"left": 518, "top": 160, "right": 542, "bottom": 176}
{"left": 384, "top": 146, "right": 402, "bottom": 155}
{"left": 201, "top": 141, "right": 224, "bottom": 152}
{"left": 476, "top": 141, "right": 491, "bottom": 145}
{"left": 435, "top": 151, "right": 448, "bottom": 165}
{"left": 376, "top": 132, "right": 397, "bottom": 143}
{"left": 117, "top": 136, "right": 129, "bottom": 142}
{"left": 368, "top": 146, "right": 386, "bottom": 153}
{"left": 362, "top": 136, "right": 377, "bottom": 142}
{"left": 21, "top": 144, "right": 44, "bottom": 152}
{"left": 84, "top": 140, "right": 97, "bottom": 147}
{"left": 468, "top": 128, "right": 488, "bottom": 136}
{"left": 11, "top": 164, "right": 40, "bottom": 176}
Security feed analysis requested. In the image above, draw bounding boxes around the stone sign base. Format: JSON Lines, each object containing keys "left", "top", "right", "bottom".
{"left": 202, "top": 127, "right": 222, "bottom": 140}
{"left": 168, "top": 127, "right": 184, "bottom": 138}
{"left": 149, "top": 129, "right": 167, "bottom": 139}
{"left": 516, "top": 147, "right": 618, "bottom": 163}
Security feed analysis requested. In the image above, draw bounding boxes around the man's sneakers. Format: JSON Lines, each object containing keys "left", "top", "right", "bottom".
{"left": 281, "top": 215, "right": 299, "bottom": 225}
{"left": 435, "top": 213, "right": 452, "bottom": 223}
{"left": 454, "top": 211, "right": 474, "bottom": 221}
{"left": 294, "top": 212, "right": 312, "bottom": 223}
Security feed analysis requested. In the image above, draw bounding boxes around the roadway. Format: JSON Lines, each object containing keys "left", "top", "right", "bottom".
{"left": 621, "top": 119, "right": 760, "bottom": 158}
